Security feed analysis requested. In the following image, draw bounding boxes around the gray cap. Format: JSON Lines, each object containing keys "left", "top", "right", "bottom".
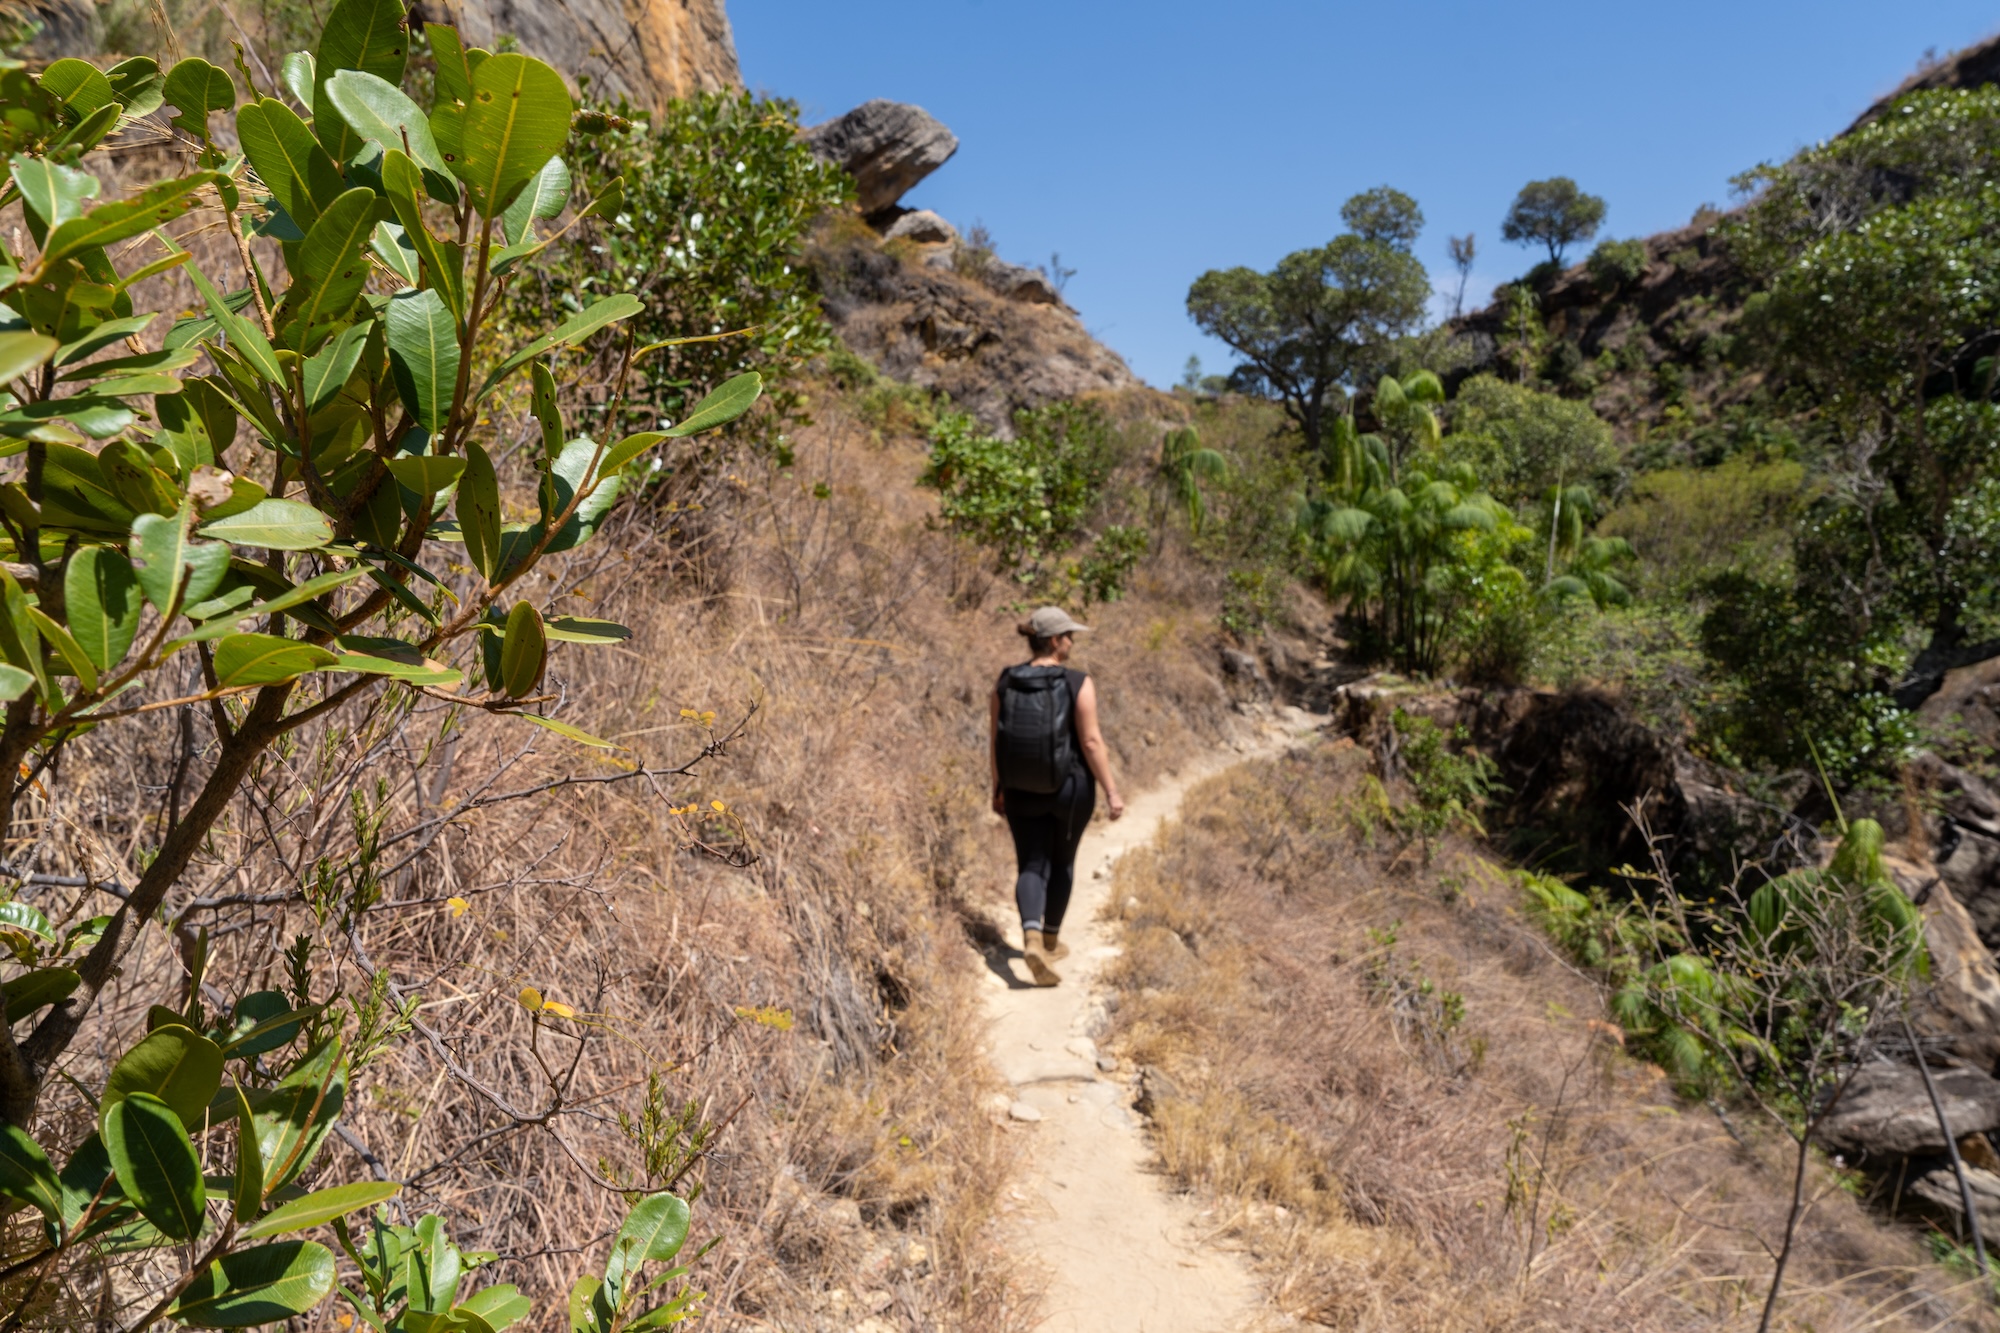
{"left": 1025, "top": 605, "right": 1091, "bottom": 637}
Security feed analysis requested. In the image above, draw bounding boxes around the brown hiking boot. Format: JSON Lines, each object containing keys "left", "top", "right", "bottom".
{"left": 1021, "top": 929, "right": 1061, "bottom": 987}
{"left": 1042, "top": 930, "right": 1071, "bottom": 961}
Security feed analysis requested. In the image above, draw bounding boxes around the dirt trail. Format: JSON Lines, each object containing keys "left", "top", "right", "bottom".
{"left": 979, "top": 719, "right": 1315, "bottom": 1332}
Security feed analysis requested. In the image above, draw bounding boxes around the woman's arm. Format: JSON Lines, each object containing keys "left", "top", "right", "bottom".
{"left": 989, "top": 687, "right": 1005, "bottom": 815}
{"left": 1073, "top": 677, "right": 1126, "bottom": 820}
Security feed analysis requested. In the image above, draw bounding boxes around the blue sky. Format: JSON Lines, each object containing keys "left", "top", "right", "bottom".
{"left": 732, "top": 2, "right": 1999, "bottom": 388}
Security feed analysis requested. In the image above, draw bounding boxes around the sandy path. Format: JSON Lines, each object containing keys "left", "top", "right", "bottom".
{"left": 978, "top": 719, "right": 1314, "bottom": 1332}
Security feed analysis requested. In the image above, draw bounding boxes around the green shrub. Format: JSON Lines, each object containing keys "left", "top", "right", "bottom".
{"left": 1443, "top": 374, "right": 1621, "bottom": 503}
{"left": 0, "top": 15, "right": 745, "bottom": 1326}
{"left": 1586, "top": 237, "right": 1649, "bottom": 288}
{"left": 919, "top": 401, "right": 1126, "bottom": 588}
{"left": 520, "top": 89, "right": 852, "bottom": 457}
{"left": 1069, "top": 524, "right": 1148, "bottom": 604}
{"left": 1389, "top": 710, "right": 1502, "bottom": 861}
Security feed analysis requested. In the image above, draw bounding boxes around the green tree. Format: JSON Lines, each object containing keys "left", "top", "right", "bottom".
{"left": 1501, "top": 177, "right": 1607, "bottom": 265}
{"left": 1721, "top": 86, "right": 2000, "bottom": 762}
{"left": 1442, "top": 374, "right": 1620, "bottom": 503}
{"left": 1186, "top": 187, "right": 1431, "bottom": 455}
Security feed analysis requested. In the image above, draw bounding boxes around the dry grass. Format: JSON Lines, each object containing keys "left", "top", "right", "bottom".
{"left": 1102, "top": 738, "right": 1999, "bottom": 1331}
{"left": 1, "top": 304, "right": 1246, "bottom": 1330}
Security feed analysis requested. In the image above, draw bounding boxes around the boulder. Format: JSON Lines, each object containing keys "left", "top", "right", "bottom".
{"left": 1906, "top": 1162, "right": 2000, "bottom": 1238}
{"left": 805, "top": 100, "right": 959, "bottom": 216}
{"left": 411, "top": 0, "right": 739, "bottom": 113}
{"left": 1817, "top": 1063, "right": 2000, "bottom": 1157}
{"left": 981, "top": 259, "right": 1061, "bottom": 305}
{"left": 883, "top": 209, "right": 958, "bottom": 245}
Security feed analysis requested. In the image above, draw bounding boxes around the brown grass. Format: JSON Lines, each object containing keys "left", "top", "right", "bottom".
{"left": 1103, "top": 738, "right": 1998, "bottom": 1331}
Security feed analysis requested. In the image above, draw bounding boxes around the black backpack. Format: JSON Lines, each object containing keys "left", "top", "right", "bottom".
{"left": 996, "top": 666, "right": 1080, "bottom": 794}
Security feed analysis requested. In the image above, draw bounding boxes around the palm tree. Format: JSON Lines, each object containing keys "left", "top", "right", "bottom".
{"left": 1156, "top": 426, "right": 1229, "bottom": 535}
{"left": 1535, "top": 481, "right": 1634, "bottom": 607}
{"left": 1370, "top": 369, "right": 1444, "bottom": 475}
{"left": 1303, "top": 459, "right": 1515, "bottom": 674}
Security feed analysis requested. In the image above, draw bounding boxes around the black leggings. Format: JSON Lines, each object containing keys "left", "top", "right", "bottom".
{"left": 1004, "top": 770, "right": 1094, "bottom": 934}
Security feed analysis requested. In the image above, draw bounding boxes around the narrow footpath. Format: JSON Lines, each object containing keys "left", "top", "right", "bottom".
{"left": 980, "top": 719, "right": 1314, "bottom": 1332}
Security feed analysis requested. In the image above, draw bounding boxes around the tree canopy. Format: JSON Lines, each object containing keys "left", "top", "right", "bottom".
{"left": 1186, "top": 187, "right": 1431, "bottom": 454}
{"left": 1501, "top": 177, "right": 1607, "bottom": 265}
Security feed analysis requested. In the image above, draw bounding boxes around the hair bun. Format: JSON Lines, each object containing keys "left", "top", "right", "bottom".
{"left": 1015, "top": 619, "right": 1035, "bottom": 638}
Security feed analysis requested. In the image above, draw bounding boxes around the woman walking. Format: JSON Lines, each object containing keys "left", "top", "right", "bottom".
{"left": 990, "top": 606, "right": 1125, "bottom": 986}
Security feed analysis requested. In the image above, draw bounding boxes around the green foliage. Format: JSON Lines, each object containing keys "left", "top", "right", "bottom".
{"left": 1596, "top": 458, "right": 1807, "bottom": 598}
{"left": 1069, "top": 524, "right": 1148, "bottom": 605}
{"left": 1717, "top": 87, "right": 2000, "bottom": 772}
{"left": 0, "top": 20, "right": 756, "bottom": 1326}
{"left": 1585, "top": 237, "right": 1648, "bottom": 289}
{"left": 1443, "top": 373, "right": 1621, "bottom": 503}
{"left": 524, "top": 89, "right": 852, "bottom": 455}
{"left": 1186, "top": 186, "right": 1432, "bottom": 454}
{"left": 1501, "top": 176, "right": 1607, "bottom": 264}
{"left": 1388, "top": 710, "right": 1501, "bottom": 861}
{"left": 1154, "top": 426, "right": 1228, "bottom": 534}
{"left": 919, "top": 401, "right": 1128, "bottom": 591}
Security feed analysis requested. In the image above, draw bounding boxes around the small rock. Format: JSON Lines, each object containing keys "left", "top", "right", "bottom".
{"left": 1135, "top": 1065, "right": 1182, "bottom": 1117}
{"left": 1008, "top": 1100, "right": 1044, "bottom": 1122}
{"left": 1064, "top": 1036, "right": 1098, "bottom": 1061}
{"left": 904, "top": 1238, "right": 930, "bottom": 1268}
{"left": 1124, "top": 895, "right": 1141, "bottom": 913}
{"left": 1097, "top": 1055, "right": 1119, "bottom": 1073}
{"left": 883, "top": 208, "right": 957, "bottom": 244}
{"left": 859, "top": 1288, "right": 894, "bottom": 1314}
{"left": 981, "top": 258, "right": 1061, "bottom": 304}
{"left": 982, "top": 1092, "right": 1013, "bottom": 1116}
{"left": 825, "top": 1199, "right": 864, "bottom": 1231}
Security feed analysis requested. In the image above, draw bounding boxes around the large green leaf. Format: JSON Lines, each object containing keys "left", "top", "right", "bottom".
{"left": 249, "top": 1039, "right": 346, "bottom": 1190}
{"left": 231, "top": 1082, "right": 262, "bottom": 1223}
{"left": 603, "top": 1192, "right": 691, "bottom": 1297}
{"left": 458, "top": 444, "right": 501, "bottom": 581}
{"left": 498, "top": 601, "right": 545, "bottom": 699}
{"left": 386, "top": 287, "right": 459, "bottom": 433}
{"left": 303, "top": 318, "right": 371, "bottom": 412}
{"left": 542, "top": 617, "right": 630, "bottom": 644}
{"left": 198, "top": 498, "right": 335, "bottom": 550}
{"left": 330, "top": 635, "right": 462, "bottom": 687}
{"left": 277, "top": 186, "right": 378, "bottom": 352}
{"left": 383, "top": 454, "right": 465, "bottom": 497}
{"left": 182, "top": 259, "right": 284, "bottom": 384}
{"left": 41, "top": 173, "right": 218, "bottom": 267}
{"left": 1, "top": 966, "right": 78, "bottom": 1021}
{"left": 312, "top": 0, "right": 410, "bottom": 163}
{"left": 39, "top": 59, "right": 116, "bottom": 120}
{"left": 218, "top": 991, "right": 317, "bottom": 1058}
{"left": 102, "top": 1024, "right": 224, "bottom": 1130}
{"left": 64, "top": 546, "right": 142, "bottom": 670}
{"left": 243, "top": 1180, "right": 401, "bottom": 1238}
{"left": 0, "top": 1124, "right": 60, "bottom": 1224}
{"left": 380, "top": 149, "right": 465, "bottom": 315}
{"left": 665, "top": 372, "right": 762, "bottom": 438}
{"left": 448, "top": 53, "right": 571, "bottom": 217}
{"left": 9, "top": 154, "right": 99, "bottom": 244}
{"left": 478, "top": 295, "right": 641, "bottom": 401}
{"left": 0, "top": 330, "right": 58, "bottom": 388}
{"left": 170, "top": 1240, "right": 337, "bottom": 1327}
{"left": 539, "top": 437, "right": 622, "bottom": 554}
{"left": 324, "top": 69, "right": 451, "bottom": 183}
{"left": 426, "top": 21, "right": 479, "bottom": 104}
{"left": 103, "top": 1092, "right": 205, "bottom": 1241}
{"left": 211, "top": 633, "right": 339, "bottom": 688}
{"left": 499, "top": 154, "right": 568, "bottom": 246}
{"left": 104, "top": 55, "right": 165, "bottom": 116}
{"left": 27, "top": 606, "right": 98, "bottom": 691}
{"left": 130, "top": 508, "right": 191, "bottom": 613}
{"left": 237, "top": 97, "right": 345, "bottom": 232}
{"left": 162, "top": 57, "right": 235, "bottom": 140}
{"left": 460, "top": 1284, "right": 533, "bottom": 1331}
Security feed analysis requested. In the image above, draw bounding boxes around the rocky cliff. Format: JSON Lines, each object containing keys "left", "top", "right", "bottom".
{"left": 410, "top": 0, "right": 739, "bottom": 111}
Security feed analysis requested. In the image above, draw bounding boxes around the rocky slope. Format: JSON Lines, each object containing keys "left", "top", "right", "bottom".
{"left": 412, "top": 0, "right": 739, "bottom": 110}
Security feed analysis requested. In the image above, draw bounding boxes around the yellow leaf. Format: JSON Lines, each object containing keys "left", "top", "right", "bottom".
{"left": 446, "top": 896, "right": 470, "bottom": 917}
{"left": 711, "top": 800, "right": 726, "bottom": 813}
{"left": 518, "top": 986, "right": 543, "bottom": 1011}
{"left": 542, "top": 1000, "right": 577, "bottom": 1019}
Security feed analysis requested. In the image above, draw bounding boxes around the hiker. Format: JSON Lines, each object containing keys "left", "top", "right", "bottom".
{"left": 990, "top": 606, "right": 1126, "bottom": 986}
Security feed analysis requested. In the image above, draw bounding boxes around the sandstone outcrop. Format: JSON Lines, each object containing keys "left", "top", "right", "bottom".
{"left": 805, "top": 100, "right": 959, "bottom": 217}
{"left": 814, "top": 228, "right": 1136, "bottom": 434}
{"left": 1818, "top": 1063, "right": 2000, "bottom": 1158}
{"left": 408, "top": 0, "right": 739, "bottom": 111}
{"left": 882, "top": 210, "right": 958, "bottom": 245}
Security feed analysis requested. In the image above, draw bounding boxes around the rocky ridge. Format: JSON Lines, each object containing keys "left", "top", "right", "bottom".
{"left": 803, "top": 99, "right": 1138, "bottom": 432}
